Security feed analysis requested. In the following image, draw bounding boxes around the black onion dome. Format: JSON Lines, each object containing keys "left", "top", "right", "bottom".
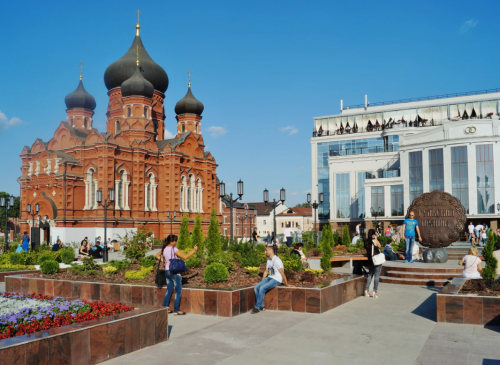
{"left": 104, "top": 33, "right": 169, "bottom": 93}
{"left": 64, "top": 80, "right": 96, "bottom": 111}
{"left": 175, "top": 85, "right": 204, "bottom": 116}
{"left": 121, "top": 65, "right": 154, "bottom": 98}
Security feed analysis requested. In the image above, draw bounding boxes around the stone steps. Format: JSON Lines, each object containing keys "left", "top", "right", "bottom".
{"left": 378, "top": 264, "right": 462, "bottom": 286}
{"left": 385, "top": 270, "right": 458, "bottom": 280}
{"left": 379, "top": 276, "right": 451, "bottom": 286}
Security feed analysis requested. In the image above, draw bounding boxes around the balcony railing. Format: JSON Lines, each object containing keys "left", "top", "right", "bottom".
{"left": 329, "top": 144, "right": 398, "bottom": 157}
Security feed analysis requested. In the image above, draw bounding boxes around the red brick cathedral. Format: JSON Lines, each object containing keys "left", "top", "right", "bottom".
{"left": 19, "top": 21, "right": 219, "bottom": 242}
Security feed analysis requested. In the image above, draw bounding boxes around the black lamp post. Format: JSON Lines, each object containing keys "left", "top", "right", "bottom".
{"left": 97, "top": 188, "right": 115, "bottom": 263}
{"left": 26, "top": 203, "right": 39, "bottom": 251}
{"left": 237, "top": 213, "right": 247, "bottom": 240}
{"left": 370, "top": 206, "right": 381, "bottom": 234}
{"left": 497, "top": 203, "right": 500, "bottom": 213}
{"left": 0, "top": 195, "right": 15, "bottom": 252}
{"left": 219, "top": 179, "right": 244, "bottom": 244}
{"left": 167, "top": 211, "right": 177, "bottom": 236}
{"left": 307, "top": 192, "right": 323, "bottom": 245}
{"left": 264, "top": 187, "right": 286, "bottom": 244}
{"left": 247, "top": 208, "right": 257, "bottom": 243}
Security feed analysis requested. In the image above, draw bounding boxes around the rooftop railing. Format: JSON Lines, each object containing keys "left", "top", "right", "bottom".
{"left": 329, "top": 144, "right": 398, "bottom": 157}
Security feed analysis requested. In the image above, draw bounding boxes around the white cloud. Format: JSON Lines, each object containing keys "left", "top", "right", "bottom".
{"left": 280, "top": 125, "right": 299, "bottom": 135}
{"left": 164, "top": 129, "right": 175, "bottom": 139}
{"left": 226, "top": 182, "right": 233, "bottom": 187}
{"left": 207, "top": 126, "right": 228, "bottom": 137}
{"left": 303, "top": 189, "right": 312, "bottom": 194}
{"left": 0, "top": 110, "right": 22, "bottom": 132}
{"left": 290, "top": 191, "right": 298, "bottom": 196}
{"left": 460, "top": 18, "right": 478, "bottom": 33}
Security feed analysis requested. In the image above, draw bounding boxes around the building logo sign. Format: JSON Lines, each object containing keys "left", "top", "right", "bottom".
{"left": 407, "top": 190, "right": 467, "bottom": 248}
{"left": 464, "top": 126, "right": 477, "bottom": 134}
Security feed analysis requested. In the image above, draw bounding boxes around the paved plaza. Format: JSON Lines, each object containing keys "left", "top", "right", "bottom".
{"left": 100, "top": 283, "right": 500, "bottom": 365}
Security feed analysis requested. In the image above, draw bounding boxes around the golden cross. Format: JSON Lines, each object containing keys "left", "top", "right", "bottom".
{"left": 135, "top": 9, "right": 142, "bottom": 23}
{"left": 79, "top": 62, "right": 84, "bottom": 80}
{"left": 187, "top": 70, "right": 193, "bottom": 86}
{"left": 135, "top": 45, "right": 141, "bottom": 65}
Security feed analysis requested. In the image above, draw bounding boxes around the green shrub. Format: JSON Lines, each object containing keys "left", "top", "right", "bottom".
{"left": 228, "top": 241, "right": 254, "bottom": 255}
{"left": 40, "top": 260, "right": 59, "bottom": 274}
{"left": 204, "top": 263, "right": 229, "bottom": 284}
{"left": 348, "top": 247, "right": 359, "bottom": 253}
{"left": 482, "top": 231, "right": 498, "bottom": 280}
{"left": 377, "top": 236, "right": 392, "bottom": 247}
{"left": 305, "top": 268, "right": 324, "bottom": 277}
{"left": 221, "top": 235, "right": 230, "bottom": 252}
{"left": 120, "top": 227, "right": 151, "bottom": 263}
{"left": 332, "top": 230, "right": 341, "bottom": 246}
{"left": 103, "top": 266, "right": 118, "bottom": 275}
{"left": 278, "top": 245, "right": 289, "bottom": 255}
{"left": 124, "top": 266, "right": 153, "bottom": 280}
{"left": 185, "top": 256, "right": 202, "bottom": 268}
{"left": 60, "top": 249, "right": 76, "bottom": 264}
{"left": 356, "top": 237, "right": 364, "bottom": 250}
{"left": 192, "top": 213, "right": 204, "bottom": 256}
{"left": 245, "top": 266, "right": 260, "bottom": 276}
{"left": 320, "top": 223, "right": 334, "bottom": 272}
{"left": 239, "top": 250, "right": 263, "bottom": 268}
{"left": 37, "top": 254, "right": 53, "bottom": 265}
{"left": 177, "top": 213, "right": 192, "bottom": 250}
{"left": 302, "top": 231, "right": 315, "bottom": 250}
{"left": 108, "top": 259, "right": 131, "bottom": 271}
{"left": 9, "top": 244, "right": 19, "bottom": 253}
{"left": 206, "top": 252, "right": 235, "bottom": 270}
{"left": 280, "top": 253, "right": 302, "bottom": 272}
{"left": 341, "top": 226, "right": 351, "bottom": 246}
{"left": 206, "top": 208, "right": 221, "bottom": 257}
{"left": 82, "top": 257, "right": 99, "bottom": 271}
{"left": 9, "top": 252, "right": 23, "bottom": 265}
{"left": 0, "top": 264, "right": 36, "bottom": 271}
{"left": 255, "top": 244, "right": 266, "bottom": 253}
{"left": 139, "top": 255, "right": 157, "bottom": 268}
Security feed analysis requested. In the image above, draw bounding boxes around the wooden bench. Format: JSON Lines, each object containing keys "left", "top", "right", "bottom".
{"left": 330, "top": 255, "right": 368, "bottom": 268}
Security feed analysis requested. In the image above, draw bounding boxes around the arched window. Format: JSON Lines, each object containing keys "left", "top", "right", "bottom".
{"left": 144, "top": 107, "right": 148, "bottom": 118}
{"left": 195, "top": 124, "right": 198, "bottom": 133}
{"left": 115, "top": 120, "right": 121, "bottom": 133}
{"left": 197, "top": 178, "right": 203, "bottom": 213}
{"left": 70, "top": 119, "right": 74, "bottom": 127}
{"left": 127, "top": 108, "right": 131, "bottom": 117}
{"left": 181, "top": 124, "right": 185, "bottom": 133}
{"left": 187, "top": 174, "right": 193, "bottom": 211}
{"left": 115, "top": 170, "right": 130, "bottom": 210}
{"left": 84, "top": 118, "right": 89, "bottom": 129}
{"left": 145, "top": 173, "right": 157, "bottom": 211}
{"left": 180, "top": 176, "right": 186, "bottom": 211}
{"left": 85, "top": 168, "right": 97, "bottom": 210}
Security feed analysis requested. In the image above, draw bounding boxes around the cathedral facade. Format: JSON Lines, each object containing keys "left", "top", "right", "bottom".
{"left": 18, "top": 22, "right": 219, "bottom": 243}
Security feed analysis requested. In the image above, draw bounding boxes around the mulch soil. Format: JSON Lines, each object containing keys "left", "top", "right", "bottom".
{"left": 26, "top": 260, "right": 349, "bottom": 289}
{"left": 307, "top": 246, "right": 367, "bottom": 258}
{"left": 459, "top": 279, "right": 500, "bottom": 296}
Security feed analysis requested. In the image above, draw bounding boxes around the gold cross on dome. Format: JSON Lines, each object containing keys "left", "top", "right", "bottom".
{"left": 187, "top": 70, "right": 193, "bottom": 86}
{"left": 79, "top": 62, "right": 84, "bottom": 80}
{"left": 135, "top": 45, "right": 141, "bottom": 65}
{"left": 135, "top": 9, "right": 142, "bottom": 23}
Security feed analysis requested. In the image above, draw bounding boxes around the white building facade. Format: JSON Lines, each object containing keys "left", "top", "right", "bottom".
{"left": 311, "top": 90, "right": 500, "bottom": 233}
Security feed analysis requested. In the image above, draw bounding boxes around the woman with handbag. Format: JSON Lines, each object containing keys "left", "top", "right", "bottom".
{"left": 155, "top": 234, "right": 198, "bottom": 315}
{"left": 364, "top": 229, "right": 384, "bottom": 298}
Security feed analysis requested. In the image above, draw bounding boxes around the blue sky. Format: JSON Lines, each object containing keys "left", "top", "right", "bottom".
{"left": 0, "top": 0, "right": 498, "bottom": 207}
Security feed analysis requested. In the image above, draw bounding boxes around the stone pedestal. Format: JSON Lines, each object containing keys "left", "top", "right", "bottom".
{"left": 423, "top": 248, "right": 449, "bottom": 263}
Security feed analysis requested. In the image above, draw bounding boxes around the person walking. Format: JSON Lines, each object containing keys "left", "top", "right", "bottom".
{"left": 468, "top": 222, "right": 475, "bottom": 245}
{"left": 266, "top": 231, "right": 271, "bottom": 244}
{"left": 402, "top": 211, "right": 422, "bottom": 263}
{"left": 283, "top": 224, "right": 294, "bottom": 248}
{"left": 364, "top": 229, "right": 383, "bottom": 298}
{"left": 474, "top": 223, "right": 484, "bottom": 244}
{"left": 296, "top": 225, "right": 304, "bottom": 243}
{"left": 21, "top": 231, "right": 30, "bottom": 253}
{"left": 156, "top": 234, "right": 198, "bottom": 315}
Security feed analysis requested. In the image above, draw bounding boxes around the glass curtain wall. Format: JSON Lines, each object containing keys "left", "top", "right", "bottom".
{"left": 451, "top": 146, "right": 469, "bottom": 213}
{"left": 476, "top": 144, "right": 495, "bottom": 213}
{"left": 391, "top": 185, "right": 404, "bottom": 216}
{"left": 429, "top": 148, "right": 444, "bottom": 192}
{"left": 371, "top": 186, "right": 384, "bottom": 216}
{"left": 317, "top": 143, "right": 330, "bottom": 219}
{"left": 357, "top": 172, "right": 366, "bottom": 218}
{"left": 336, "top": 173, "right": 350, "bottom": 218}
{"left": 409, "top": 151, "right": 423, "bottom": 203}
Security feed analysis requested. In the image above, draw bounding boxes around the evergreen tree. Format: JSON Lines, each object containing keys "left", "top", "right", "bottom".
{"left": 177, "top": 213, "right": 192, "bottom": 250}
{"left": 332, "top": 230, "right": 341, "bottom": 246}
{"left": 342, "top": 225, "right": 351, "bottom": 246}
{"left": 192, "top": 213, "right": 205, "bottom": 258}
{"left": 482, "top": 231, "right": 498, "bottom": 280}
{"left": 320, "top": 222, "right": 334, "bottom": 272}
{"left": 206, "top": 208, "right": 221, "bottom": 257}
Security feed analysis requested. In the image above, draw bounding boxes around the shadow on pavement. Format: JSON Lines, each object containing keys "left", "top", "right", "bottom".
{"left": 411, "top": 293, "right": 437, "bottom": 322}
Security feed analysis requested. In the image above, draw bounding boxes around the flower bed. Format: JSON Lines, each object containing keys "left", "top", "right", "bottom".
{"left": 0, "top": 292, "right": 134, "bottom": 339}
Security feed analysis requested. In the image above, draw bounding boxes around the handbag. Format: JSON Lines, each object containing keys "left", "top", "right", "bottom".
{"left": 168, "top": 247, "right": 188, "bottom": 273}
{"left": 155, "top": 255, "right": 166, "bottom": 286}
{"left": 372, "top": 243, "right": 386, "bottom": 266}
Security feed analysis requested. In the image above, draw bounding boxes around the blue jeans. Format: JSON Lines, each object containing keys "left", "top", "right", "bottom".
{"left": 286, "top": 237, "right": 292, "bottom": 247}
{"left": 254, "top": 277, "right": 281, "bottom": 309}
{"left": 405, "top": 237, "right": 415, "bottom": 261}
{"left": 468, "top": 233, "right": 473, "bottom": 242}
{"left": 162, "top": 270, "right": 182, "bottom": 312}
{"left": 475, "top": 230, "right": 479, "bottom": 241}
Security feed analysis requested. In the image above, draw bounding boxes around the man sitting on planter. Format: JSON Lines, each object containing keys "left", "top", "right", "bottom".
{"left": 251, "top": 244, "right": 294, "bottom": 314}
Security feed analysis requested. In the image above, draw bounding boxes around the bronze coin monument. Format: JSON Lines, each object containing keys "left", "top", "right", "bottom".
{"left": 407, "top": 190, "right": 467, "bottom": 263}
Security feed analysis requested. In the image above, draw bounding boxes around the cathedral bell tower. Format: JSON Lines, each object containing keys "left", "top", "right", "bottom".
{"left": 175, "top": 71, "right": 204, "bottom": 138}
{"left": 64, "top": 63, "right": 96, "bottom": 130}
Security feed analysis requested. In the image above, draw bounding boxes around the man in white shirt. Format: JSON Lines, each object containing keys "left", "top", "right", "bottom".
{"left": 351, "top": 232, "right": 360, "bottom": 246}
{"left": 252, "top": 244, "right": 293, "bottom": 314}
{"left": 356, "top": 223, "right": 361, "bottom": 236}
{"left": 468, "top": 222, "right": 475, "bottom": 244}
{"left": 296, "top": 225, "right": 304, "bottom": 243}
{"left": 283, "top": 224, "right": 294, "bottom": 248}
{"left": 475, "top": 224, "right": 484, "bottom": 243}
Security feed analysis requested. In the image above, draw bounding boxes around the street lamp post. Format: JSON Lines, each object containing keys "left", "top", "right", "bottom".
{"left": 26, "top": 203, "right": 40, "bottom": 251}
{"left": 263, "top": 187, "right": 286, "bottom": 244}
{"left": 307, "top": 192, "right": 323, "bottom": 245}
{"left": 219, "top": 180, "right": 244, "bottom": 244}
{"left": 247, "top": 208, "right": 257, "bottom": 243}
{"left": 96, "top": 189, "right": 115, "bottom": 263}
{"left": 0, "top": 195, "right": 15, "bottom": 252}
{"left": 167, "top": 211, "right": 177, "bottom": 236}
{"left": 237, "top": 213, "right": 247, "bottom": 240}
{"left": 370, "top": 206, "right": 381, "bottom": 234}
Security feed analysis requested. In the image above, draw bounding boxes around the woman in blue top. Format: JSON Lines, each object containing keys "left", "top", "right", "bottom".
{"left": 402, "top": 211, "right": 422, "bottom": 263}
{"left": 21, "top": 231, "right": 30, "bottom": 253}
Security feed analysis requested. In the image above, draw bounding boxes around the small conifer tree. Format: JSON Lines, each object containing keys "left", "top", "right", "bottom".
{"left": 482, "top": 231, "right": 498, "bottom": 280}
{"left": 320, "top": 222, "right": 334, "bottom": 272}
{"left": 332, "top": 230, "right": 341, "bottom": 246}
{"left": 192, "top": 213, "right": 205, "bottom": 258}
{"left": 206, "top": 208, "right": 221, "bottom": 257}
{"left": 342, "top": 225, "right": 351, "bottom": 246}
{"left": 177, "top": 213, "right": 192, "bottom": 250}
